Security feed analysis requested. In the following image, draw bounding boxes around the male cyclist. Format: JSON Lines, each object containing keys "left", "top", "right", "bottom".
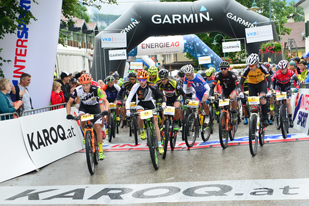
{"left": 177, "top": 69, "right": 196, "bottom": 99}
{"left": 126, "top": 70, "right": 167, "bottom": 155}
{"left": 113, "top": 72, "right": 121, "bottom": 85}
{"left": 272, "top": 60, "right": 300, "bottom": 127}
{"left": 182, "top": 64, "right": 210, "bottom": 122}
{"left": 118, "top": 72, "right": 138, "bottom": 127}
{"left": 209, "top": 61, "right": 239, "bottom": 122}
{"left": 102, "top": 76, "right": 121, "bottom": 136}
{"left": 239, "top": 53, "right": 273, "bottom": 126}
{"left": 66, "top": 74, "right": 109, "bottom": 160}
{"left": 148, "top": 66, "right": 160, "bottom": 84}
{"left": 157, "top": 69, "right": 186, "bottom": 131}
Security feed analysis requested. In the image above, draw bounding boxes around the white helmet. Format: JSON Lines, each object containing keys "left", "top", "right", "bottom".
{"left": 181, "top": 64, "right": 194, "bottom": 74}
{"left": 246, "top": 53, "right": 259, "bottom": 65}
{"left": 278, "top": 60, "right": 289, "bottom": 70}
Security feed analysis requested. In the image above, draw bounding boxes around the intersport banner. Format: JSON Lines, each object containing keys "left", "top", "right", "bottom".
{"left": 292, "top": 89, "right": 309, "bottom": 135}
{"left": 0, "top": 0, "right": 63, "bottom": 109}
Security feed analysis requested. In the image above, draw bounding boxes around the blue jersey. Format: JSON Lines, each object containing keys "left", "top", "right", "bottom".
{"left": 184, "top": 74, "right": 210, "bottom": 100}
{"left": 205, "top": 76, "right": 215, "bottom": 85}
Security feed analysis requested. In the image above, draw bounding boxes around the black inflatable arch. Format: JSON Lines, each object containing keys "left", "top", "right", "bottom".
{"left": 92, "top": 0, "right": 280, "bottom": 80}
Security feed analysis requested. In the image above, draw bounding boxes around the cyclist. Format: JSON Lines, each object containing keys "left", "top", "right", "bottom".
{"left": 118, "top": 72, "right": 138, "bottom": 127}
{"left": 113, "top": 72, "right": 121, "bottom": 86}
{"left": 182, "top": 64, "right": 210, "bottom": 122}
{"left": 238, "top": 53, "right": 273, "bottom": 126}
{"left": 126, "top": 70, "right": 166, "bottom": 155}
{"left": 148, "top": 66, "right": 160, "bottom": 84}
{"left": 177, "top": 69, "right": 196, "bottom": 99}
{"left": 272, "top": 60, "right": 300, "bottom": 127}
{"left": 197, "top": 70, "right": 207, "bottom": 81}
{"left": 205, "top": 69, "right": 215, "bottom": 84}
{"left": 209, "top": 61, "right": 239, "bottom": 122}
{"left": 66, "top": 74, "right": 109, "bottom": 160}
{"left": 102, "top": 76, "right": 121, "bottom": 136}
{"left": 157, "top": 69, "right": 186, "bottom": 131}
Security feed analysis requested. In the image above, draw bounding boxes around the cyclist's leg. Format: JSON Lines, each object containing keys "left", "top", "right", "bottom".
{"left": 229, "top": 90, "right": 237, "bottom": 111}
{"left": 153, "top": 115, "right": 161, "bottom": 142}
{"left": 201, "top": 94, "right": 209, "bottom": 115}
{"left": 256, "top": 80, "right": 269, "bottom": 125}
{"left": 174, "top": 101, "right": 181, "bottom": 121}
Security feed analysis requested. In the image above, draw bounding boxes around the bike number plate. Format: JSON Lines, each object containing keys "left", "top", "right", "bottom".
{"left": 140, "top": 110, "right": 153, "bottom": 120}
{"left": 276, "top": 92, "right": 287, "bottom": 100}
{"left": 109, "top": 103, "right": 116, "bottom": 109}
{"left": 164, "top": 106, "right": 175, "bottom": 116}
{"left": 130, "top": 102, "right": 136, "bottom": 109}
{"left": 219, "top": 99, "right": 230, "bottom": 107}
{"left": 248, "top": 96, "right": 260, "bottom": 105}
{"left": 188, "top": 100, "right": 199, "bottom": 108}
{"left": 81, "top": 114, "right": 94, "bottom": 122}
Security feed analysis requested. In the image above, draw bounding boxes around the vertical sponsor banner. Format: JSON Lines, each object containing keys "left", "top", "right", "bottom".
{"left": 19, "top": 109, "right": 83, "bottom": 168}
{"left": 0, "top": 118, "right": 37, "bottom": 183}
{"left": 0, "top": 0, "right": 63, "bottom": 109}
{"left": 292, "top": 89, "right": 309, "bottom": 135}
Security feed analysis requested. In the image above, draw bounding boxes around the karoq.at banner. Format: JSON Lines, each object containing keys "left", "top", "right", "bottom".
{"left": 101, "top": 33, "right": 127, "bottom": 48}
{"left": 222, "top": 41, "right": 241, "bottom": 53}
{"left": 292, "top": 90, "right": 309, "bottom": 135}
{"left": 0, "top": 0, "right": 62, "bottom": 109}
{"left": 137, "top": 36, "right": 184, "bottom": 56}
{"left": 109, "top": 49, "right": 127, "bottom": 61}
{"left": 199, "top": 56, "right": 211, "bottom": 65}
{"left": 245, "top": 25, "right": 274, "bottom": 43}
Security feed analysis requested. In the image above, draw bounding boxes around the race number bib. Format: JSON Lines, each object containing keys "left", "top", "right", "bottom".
{"left": 188, "top": 100, "right": 199, "bottom": 108}
{"left": 164, "top": 106, "right": 175, "bottom": 116}
{"left": 109, "top": 103, "right": 116, "bottom": 109}
{"left": 276, "top": 92, "right": 287, "bottom": 100}
{"left": 248, "top": 96, "right": 260, "bottom": 105}
{"left": 81, "top": 114, "right": 94, "bottom": 122}
{"left": 219, "top": 99, "right": 230, "bottom": 107}
{"left": 140, "top": 110, "right": 153, "bottom": 120}
{"left": 130, "top": 102, "right": 137, "bottom": 109}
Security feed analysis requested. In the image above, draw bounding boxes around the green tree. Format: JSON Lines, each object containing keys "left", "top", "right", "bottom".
{"left": 286, "top": 1, "right": 305, "bottom": 22}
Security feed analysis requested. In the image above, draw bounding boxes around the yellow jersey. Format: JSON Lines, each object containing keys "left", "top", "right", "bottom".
{"left": 242, "top": 64, "right": 270, "bottom": 84}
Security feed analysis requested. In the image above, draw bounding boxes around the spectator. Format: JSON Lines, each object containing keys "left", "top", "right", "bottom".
{"left": 303, "top": 52, "right": 309, "bottom": 63}
{"left": 272, "top": 64, "right": 277, "bottom": 71}
{"left": 56, "top": 71, "right": 71, "bottom": 102}
{"left": 69, "top": 78, "right": 77, "bottom": 94}
{"left": 15, "top": 73, "right": 33, "bottom": 111}
{"left": 292, "top": 57, "right": 301, "bottom": 74}
{"left": 74, "top": 70, "right": 86, "bottom": 80}
{"left": 0, "top": 78, "right": 23, "bottom": 116}
{"left": 51, "top": 81, "right": 65, "bottom": 109}
{"left": 98, "top": 80, "right": 104, "bottom": 87}
{"left": 298, "top": 60, "right": 308, "bottom": 84}
{"left": 288, "top": 60, "right": 298, "bottom": 75}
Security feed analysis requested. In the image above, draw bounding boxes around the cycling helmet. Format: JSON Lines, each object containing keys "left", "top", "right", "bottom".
{"left": 137, "top": 70, "right": 149, "bottom": 79}
{"left": 148, "top": 66, "right": 158, "bottom": 76}
{"left": 181, "top": 64, "right": 194, "bottom": 74}
{"left": 197, "top": 70, "right": 206, "bottom": 78}
{"left": 158, "top": 69, "right": 169, "bottom": 79}
{"left": 128, "top": 72, "right": 137, "bottom": 78}
{"left": 209, "top": 67, "right": 216, "bottom": 74}
{"left": 205, "top": 70, "right": 212, "bottom": 77}
{"left": 264, "top": 62, "right": 270, "bottom": 68}
{"left": 219, "top": 61, "right": 230, "bottom": 68}
{"left": 246, "top": 53, "right": 259, "bottom": 65}
{"left": 106, "top": 76, "right": 115, "bottom": 82}
{"left": 177, "top": 70, "right": 185, "bottom": 77}
{"left": 278, "top": 60, "right": 289, "bottom": 70}
{"left": 79, "top": 74, "right": 91, "bottom": 84}
{"left": 112, "top": 72, "right": 120, "bottom": 79}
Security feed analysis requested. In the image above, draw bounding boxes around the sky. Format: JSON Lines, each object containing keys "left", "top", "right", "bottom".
{"left": 86, "top": 0, "right": 300, "bottom": 16}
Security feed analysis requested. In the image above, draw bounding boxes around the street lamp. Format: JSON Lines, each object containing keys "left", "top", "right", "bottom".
{"left": 212, "top": 33, "right": 226, "bottom": 58}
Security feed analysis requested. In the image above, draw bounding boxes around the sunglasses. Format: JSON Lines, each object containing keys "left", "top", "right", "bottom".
{"left": 129, "top": 78, "right": 136, "bottom": 81}
{"left": 220, "top": 68, "right": 228, "bottom": 70}
{"left": 249, "top": 65, "right": 255, "bottom": 68}
{"left": 138, "top": 79, "right": 147, "bottom": 82}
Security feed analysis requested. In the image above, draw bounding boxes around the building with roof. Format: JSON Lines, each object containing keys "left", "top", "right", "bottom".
{"left": 295, "top": 0, "right": 309, "bottom": 54}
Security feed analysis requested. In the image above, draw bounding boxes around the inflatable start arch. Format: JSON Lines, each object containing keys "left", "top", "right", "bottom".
{"left": 92, "top": 0, "right": 280, "bottom": 80}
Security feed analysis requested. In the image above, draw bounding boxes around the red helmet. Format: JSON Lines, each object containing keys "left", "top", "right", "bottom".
{"left": 79, "top": 74, "right": 91, "bottom": 84}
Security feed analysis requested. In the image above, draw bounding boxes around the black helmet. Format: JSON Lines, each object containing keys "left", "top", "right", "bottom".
{"left": 219, "top": 61, "right": 230, "bottom": 68}
{"left": 177, "top": 70, "right": 185, "bottom": 77}
{"left": 128, "top": 72, "right": 137, "bottom": 78}
{"left": 158, "top": 69, "right": 169, "bottom": 79}
{"left": 112, "top": 72, "right": 120, "bottom": 79}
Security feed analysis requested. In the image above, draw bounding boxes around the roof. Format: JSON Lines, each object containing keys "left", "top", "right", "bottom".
{"left": 295, "top": 0, "right": 306, "bottom": 7}
{"left": 280, "top": 21, "right": 305, "bottom": 48}
{"left": 86, "top": 23, "right": 97, "bottom": 31}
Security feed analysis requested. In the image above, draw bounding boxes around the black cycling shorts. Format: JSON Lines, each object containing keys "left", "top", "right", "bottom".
{"left": 166, "top": 96, "right": 182, "bottom": 106}
{"left": 248, "top": 80, "right": 267, "bottom": 96}
{"left": 275, "top": 84, "right": 292, "bottom": 98}
{"left": 222, "top": 89, "right": 237, "bottom": 99}
{"left": 79, "top": 103, "right": 102, "bottom": 124}
{"left": 137, "top": 100, "right": 157, "bottom": 115}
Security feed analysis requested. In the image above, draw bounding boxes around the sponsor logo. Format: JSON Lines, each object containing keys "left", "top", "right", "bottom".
{"left": 226, "top": 12, "right": 254, "bottom": 28}
{"left": 102, "top": 38, "right": 112, "bottom": 42}
{"left": 151, "top": 6, "right": 212, "bottom": 25}
{"left": 109, "top": 51, "right": 126, "bottom": 58}
{"left": 121, "top": 18, "right": 140, "bottom": 33}
{"left": 141, "top": 41, "right": 180, "bottom": 49}
{"left": 223, "top": 44, "right": 240, "bottom": 50}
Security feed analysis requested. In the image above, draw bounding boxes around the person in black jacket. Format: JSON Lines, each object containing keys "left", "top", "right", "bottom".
{"left": 56, "top": 72, "right": 71, "bottom": 102}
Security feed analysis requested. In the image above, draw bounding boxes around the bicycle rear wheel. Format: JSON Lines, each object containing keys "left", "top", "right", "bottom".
{"left": 230, "top": 112, "right": 237, "bottom": 141}
{"left": 146, "top": 120, "right": 159, "bottom": 170}
{"left": 85, "top": 131, "right": 95, "bottom": 175}
{"left": 108, "top": 113, "right": 114, "bottom": 142}
{"left": 93, "top": 131, "right": 99, "bottom": 165}
{"left": 185, "top": 113, "right": 198, "bottom": 148}
{"left": 219, "top": 112, "right": 229, "bottom": 149}
{"left": 182, "top": 109, "right": 188, "bottom": 141}
{"left": 280, "top": 104, "right": 288, "bottom": 139}
{"left": 249, "top": 114, "right": 258, "bottom": 156}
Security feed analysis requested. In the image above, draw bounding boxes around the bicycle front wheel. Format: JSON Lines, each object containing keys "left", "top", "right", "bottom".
{"left": 201, "top": 114, "right": 211, "bottom": 142}
{"left": 108, "top": 113, "right": 114, "bottom": 142}
{"left": 185, "top": 113, "right": 198, "bottom": 148}
{"left": 85, "top": 131, "right": 95, "bottom": 175}
{"left": 219, "top": 112, "right": 228, "bottom": 149}
{"left": 280, "top": 104, "right": 288, "bottom": 139}
{"left": 274, "top": 103, "right": 281, "bottom": 130}
{"left": 162, "top": 119, "right": 170, "bottom": 159}
{"left": 146, "top": 121, "right": 159, "bottom": 170}
{"left": 170, "top": 119, "right": 178, "bottom": 150}
{"left": 133, "top": 116, "right": 138, "bottom": 145}
{"left": 249, "top": 114, "right": 258, "bottom": 156}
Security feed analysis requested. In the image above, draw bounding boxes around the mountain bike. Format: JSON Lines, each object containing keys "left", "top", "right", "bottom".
{"left": 68, "top": 113, "right": 104, "bottom": 175}
{"left": 128, "top": 102, "right": 138, "bottom": 145}
{"left": 107, "top": 102, "right": 119, "bottom": 142}
{"left": 274, "top": 91, "right": 289, "bottom": 139}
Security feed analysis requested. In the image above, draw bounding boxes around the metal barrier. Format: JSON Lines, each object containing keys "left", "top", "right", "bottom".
{"left": 0, "top": 112, "right": 19, "bottom": 121}
{"left": 22, "top": 103, "right": 67, "bottom": 116}
{"left": 300, "top": 83, "right": 309, "bottom": 89}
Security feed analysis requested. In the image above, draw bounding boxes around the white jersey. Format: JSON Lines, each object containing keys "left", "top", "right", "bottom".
{"left": 71, "top": 85, "right": 101, "bottom": 106}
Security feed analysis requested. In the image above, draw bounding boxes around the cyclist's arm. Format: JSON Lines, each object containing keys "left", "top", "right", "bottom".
{"left": 176, "top": 81, "right": 186, "bottom": 100}
{"left": 117, "top": 84, "right": 126, "bottom": 101}
{"left": 66, "top": 97, "right": 75, "bottom": 115}
{"left": 126, "top": 84, "right": 138, "bottom": 110}
{"left": 97, "top": 88, "right": 109, "bottom": 111}
{"left": 292, "top": 72, "right": 301, "bottom": 89}
{"left": 151, "top": 84, "right": 166, "bottom": 103}
{"left": 266, "top": 75, "right": 272, "bottom": 89}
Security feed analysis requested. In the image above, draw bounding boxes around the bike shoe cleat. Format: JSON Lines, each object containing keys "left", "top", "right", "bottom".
{"left": 158, "top": 145, "right": 164, "bottom": 155}
{"left": 99, "top": 152, "right": 105, "bottom": 160}
{"left": 140, "top": 130, "right": 146, "bottom": 140}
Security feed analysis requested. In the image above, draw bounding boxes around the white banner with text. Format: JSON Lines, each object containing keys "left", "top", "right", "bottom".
{"left": 101, "top": 33, "right": 127, "bottom": 48}
{"left": 222, "top": 41, "right": 241, "bottom": 53}
{"left": 109, "top": 49, "right": 127, "bottom": 61}
{"left": 245, "top": 25, "right": 274, "bottom": 43}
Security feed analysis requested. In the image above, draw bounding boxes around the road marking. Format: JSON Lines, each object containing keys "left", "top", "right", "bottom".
{"left": 77, "top": 133, "right": 308, "bottom": 152}
{"left": 1, "top": 178, "right": 309, "bottom": 204}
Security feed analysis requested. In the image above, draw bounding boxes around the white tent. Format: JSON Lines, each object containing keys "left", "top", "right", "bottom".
{"left": 56, "top": 44, "right": 93, "bottom": 77}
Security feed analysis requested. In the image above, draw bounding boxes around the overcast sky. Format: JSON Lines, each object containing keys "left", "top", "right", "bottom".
{"left": 87, "top": 0, "right": 160, "bottom": 16}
